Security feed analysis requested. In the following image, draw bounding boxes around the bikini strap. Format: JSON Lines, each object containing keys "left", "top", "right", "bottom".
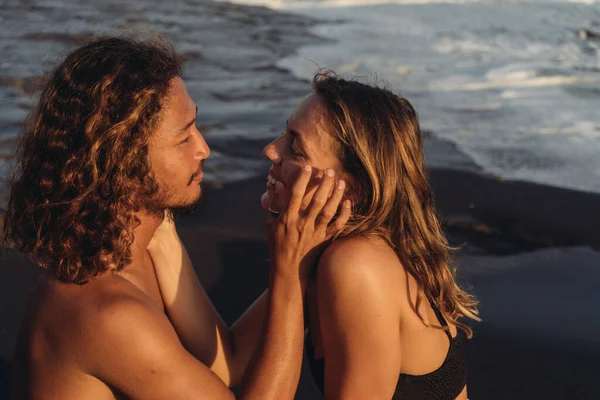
{"left": 427, "top": 297, "right": 452, "bottom": 340}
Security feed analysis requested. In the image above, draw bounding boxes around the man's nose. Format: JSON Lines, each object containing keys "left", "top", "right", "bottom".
{"left": 263, "top": 139, "right": 281, "bottom": 164}
{"left": 195, "top": 129, "right": 210, "bottom": 160}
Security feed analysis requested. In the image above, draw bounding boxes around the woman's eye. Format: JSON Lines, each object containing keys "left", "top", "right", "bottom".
{"left": 290, "top": 144, "right": 303, "bottom": 158}
{"left": 180, "top": 136, "right": 192, "bottom": 144}
{"left": 282, "top": 131, "right": 303, "bottom": 158}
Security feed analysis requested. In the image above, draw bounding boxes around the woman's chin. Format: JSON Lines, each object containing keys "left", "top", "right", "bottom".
{"left": 261, "top": 190, "right": 284, "bottom": 213}
{"left": 260, "top": 191, "right": 270, "bottom": 213}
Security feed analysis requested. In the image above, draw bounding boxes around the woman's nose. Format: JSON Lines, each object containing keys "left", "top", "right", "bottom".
{"left": 263, "top": 139, "right": 281, "bottom": 164}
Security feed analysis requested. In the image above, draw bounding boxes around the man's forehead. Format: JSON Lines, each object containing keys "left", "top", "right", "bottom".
{"left": 152, "top": 82, "right": 197, "bottom": 139}
{"left": 166, "top": 78, "right": 195, "bottom": 112}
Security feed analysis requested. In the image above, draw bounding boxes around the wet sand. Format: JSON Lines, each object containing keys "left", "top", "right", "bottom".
{"left": 2, "top": 165, "right": 600, "bottom": 399}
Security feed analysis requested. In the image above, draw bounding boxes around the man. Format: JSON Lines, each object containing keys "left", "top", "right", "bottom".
{"left": 2, "top": 35, "right": 349, "bottom": 399}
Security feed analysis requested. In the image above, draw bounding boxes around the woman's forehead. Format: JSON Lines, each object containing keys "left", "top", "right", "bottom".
{"left": 288, "top": 93, "right": 330, "bottom": 138}
{"left": 289, "top": 93, "right": 341, "bottom": 165}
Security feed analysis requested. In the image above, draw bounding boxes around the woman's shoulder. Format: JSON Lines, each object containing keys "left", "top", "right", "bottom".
{"left": 317, "top": 234, "right": 407, "bottom": 298}
{"left": 320, "top": 234, "right": 401, "bottom": 269}
{"left": 315, "top": 235, "right": 405, "bottom": 334}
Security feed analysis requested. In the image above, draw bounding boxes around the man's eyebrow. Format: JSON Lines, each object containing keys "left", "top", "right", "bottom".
{"left": 178, "top": 105, "right": 198, "bottom": 133}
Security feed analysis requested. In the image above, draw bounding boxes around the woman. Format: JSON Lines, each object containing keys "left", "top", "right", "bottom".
{"left": 262, "top": 71, "right": 479, "bottom": 400}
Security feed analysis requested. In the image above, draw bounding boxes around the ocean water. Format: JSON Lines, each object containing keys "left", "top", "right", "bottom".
{"left": 1, "top": 0, "right": 599, "bottom": 194}
{"left": 0, "top": 0, "right": 324, "bottom": 187}
{"left": 220, "top": 0, "right": 600, "bottom": 193}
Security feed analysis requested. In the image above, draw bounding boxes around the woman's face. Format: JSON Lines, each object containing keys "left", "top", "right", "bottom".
{"left": 262, "top": 93, "right": 345, "bottom": 213}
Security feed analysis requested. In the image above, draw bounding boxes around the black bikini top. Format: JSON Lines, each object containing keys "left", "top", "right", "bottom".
{"left": 305, "top": 298, "right": 467, "bottom": 400}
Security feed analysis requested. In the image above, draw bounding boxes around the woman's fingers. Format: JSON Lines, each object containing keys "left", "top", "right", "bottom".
{"left": 326, "top": 199, "right": 352, "bottom": 237}
{"left": 284, "top": 165, "right": 312, "bottom": 221}
{"left": 305, "top": 169, "right": 336, "bottom": 226}
{"left": 299, "top": 171, "right": 321, "bottom": 212}
{"left": 266, "top": 181, "right": 285, "bottom": 223}
{"left": 316, "top": 178, "right": 346, "bottom": 229}
{"left": 276, "top": 166, "right": 350, "bottom": 238}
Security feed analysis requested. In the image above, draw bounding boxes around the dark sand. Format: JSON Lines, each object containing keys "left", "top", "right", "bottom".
{"left": 2, "top": 164, "right": 600, "bottom": 399}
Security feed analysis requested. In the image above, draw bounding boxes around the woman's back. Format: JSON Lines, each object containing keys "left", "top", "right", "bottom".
{"left": 305, "top": 235, "right": 468, "bottom": 399}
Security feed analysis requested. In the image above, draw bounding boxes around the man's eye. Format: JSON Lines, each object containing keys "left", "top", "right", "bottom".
{"left": 180, "top": 136, "right": 192, "bottom": 144}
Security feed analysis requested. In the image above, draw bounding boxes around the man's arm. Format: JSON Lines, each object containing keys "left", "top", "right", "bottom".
{"left": 82, "top": 276, "right": 302, "bottom": 400}
{"left": 84, "top": 293, "right": 235, "bottom": 400}
{"left": 149, "top": 230, "right": 266, "bottom": 387}
{"left": 148, "top": 166, "right": 351, "bottom": 392}
{"left": 90, "top": 168, "right": 327, "bottom": 399}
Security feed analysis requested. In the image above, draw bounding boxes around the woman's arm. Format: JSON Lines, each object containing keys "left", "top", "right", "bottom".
{"left": 316, "top": 237, "right": 403, "bottom": 400}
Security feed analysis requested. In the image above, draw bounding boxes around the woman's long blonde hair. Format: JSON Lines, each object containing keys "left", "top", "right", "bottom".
{"left": 313, "top": 71, "right": 479, "bottom": 337}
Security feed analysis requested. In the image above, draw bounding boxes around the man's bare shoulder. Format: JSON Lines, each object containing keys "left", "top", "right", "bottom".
{"left": 26, "top": 271, "right": 159, "bottom": 356}
{"left": 12, "top": 271, "right": 164, "bottom": 397}
{"left": 19, "top": 271, "right": 232, "bottom": 399}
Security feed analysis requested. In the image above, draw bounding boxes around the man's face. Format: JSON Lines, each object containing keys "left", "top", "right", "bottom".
{"left": 146, "top": 77, "right": 210, "bottom": 214}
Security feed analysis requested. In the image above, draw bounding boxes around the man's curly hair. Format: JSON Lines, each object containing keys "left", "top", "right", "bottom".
{"left": 1, "top": 35, "right": 182, "bottom": 284}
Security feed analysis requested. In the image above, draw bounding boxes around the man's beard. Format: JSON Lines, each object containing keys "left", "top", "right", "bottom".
{"left": 169, "top": 191, "right": 202, "bottom": 217}
{"left": 143, "top": 181, "right": 203, "bottom": 220}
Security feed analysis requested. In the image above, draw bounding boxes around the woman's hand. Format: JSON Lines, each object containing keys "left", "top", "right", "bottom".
{"left": 267, "top": 166, "right": 351, "bottom": 284}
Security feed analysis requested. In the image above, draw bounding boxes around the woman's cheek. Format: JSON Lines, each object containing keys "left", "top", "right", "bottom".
{"left": 277, "top": 163, "right": 323, "bottom": 210}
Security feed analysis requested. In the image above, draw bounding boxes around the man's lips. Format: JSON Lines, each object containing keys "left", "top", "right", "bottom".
{"left": 194, "top": 161, "right": 205, "bottom": 181}
{"left": 187, "top": 169, "right": 204, "bottom": 186}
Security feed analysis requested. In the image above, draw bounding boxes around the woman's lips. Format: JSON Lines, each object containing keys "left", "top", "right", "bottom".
{"left": 266, "top": 173, "right": 286, "bottom": 192}
{"left": 266, "top": 173, "right": 283, "bottom": 189}
{"left": 264, "top": 173, "right": 286, "bottom": 212}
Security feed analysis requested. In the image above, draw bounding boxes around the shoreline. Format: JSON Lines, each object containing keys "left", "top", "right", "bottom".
{"left": 3, "top": 160, "right": 600, "bottom": 251}
{"left": 202, "top": 131, "right": 600, "bottom": 251}
{"left": 429, "top": 167, "right": 600, "bottom": 250}
{"left": 194, "top": 130, "right": 600, "bottom": 250}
